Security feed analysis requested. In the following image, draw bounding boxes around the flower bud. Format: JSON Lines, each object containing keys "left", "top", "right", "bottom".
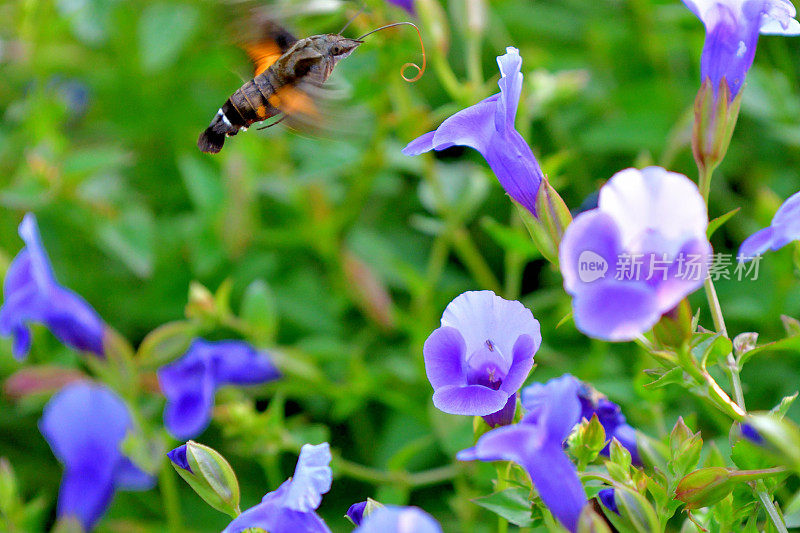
{"left": 517, "top": 177, "right": 572, "bottom": 265}
{"left": 168, "top": 441, "right": 241, "bottom": 517}
{"left": 692, "top": 79, "right": 742, "bottom": 193}
{"left": 568, "top": 414, "right": 606, "bottom": 466}
{"left": 674, "top": 467, "right": 734, "bottom": 509}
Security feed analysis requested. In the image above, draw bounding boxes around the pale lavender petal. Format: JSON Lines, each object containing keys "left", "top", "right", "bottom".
{"left": 499, "top": 335, "right": 536, "bottom": 395}
{"left": 651, "top": 237, "right": 712, "bottom": 311}
{"left": 283, "top": 443, "right": 332, "bottom": 513}
{"left": 496, "top": 47, "right": 523, "bottom": 130}
{"left": 429, "top": 97, "right": 498, "bottom": 154}
{"left": 354, "top": 506, "right": 443, "bottom": 533}
{"left": 58, "top": 467, "right": 116, "bottom": 531}
{"left": 572, "top": 280, "right": 660, "bottom": 342}
{"left": 432, "top": 385, "right": 508, "bottom": 416}
{"left": 423, "top": 326, "right": 467, "bottom": 390}
{"left": 222, "top": 488, "right": 331, "bottom": 533}
{"left": 18, "top": 213, "right": 57, "bottom": 289}
{"left": 113, "top": 457, "right": 156, "bottom": 490}
{"left": 739, "top": 227, "right": 774, "bottom": 259}
{"left": 598, "top": 167, "right": 708, "bottom": 255}
{"left": 558, "top": 211, "right": 622, "bottom": 294}
{"left": 401, "top": 131, "right": 435, "bottom": 156}
{"left": 521, "top": 374, "right": 582, "bottom": 443}
{"left": 440, "top": 291, "right": 540, "bottom": 368}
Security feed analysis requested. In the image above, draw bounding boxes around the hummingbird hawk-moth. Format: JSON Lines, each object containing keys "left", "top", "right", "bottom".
{"left": 198, "top": 17, "right": 424, "bottom": 154}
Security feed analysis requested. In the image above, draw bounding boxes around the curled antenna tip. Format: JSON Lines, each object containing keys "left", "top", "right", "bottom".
{"left": 357, "top": 21, "right": 426, "bottom": 82}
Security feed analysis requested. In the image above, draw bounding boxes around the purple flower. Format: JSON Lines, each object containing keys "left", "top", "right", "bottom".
{"left": 559, "top": 167, "right": 712, "bottom": 341}
{"left": 354, "top": 506, "right": 442, "bottom": 533}
{"left": 222, "top": 443, "right": 332, "bottom": 533}
{"left": 0, "top": 213, "right": 105, "bottom": 359}
{"left": 402, "top": 47, "right": 543, "bottom": 216}
{"left": 741, "top": 423, "right": 765, "bottom": 444}
{"left": 158, "top": 339, "right": 280, "bottom": 439}
{"left": 39, "top": 382, "right": 155, "bottom": 531}
{"left": 739, "top": 190, "right": 800, "bottom": 260}
{"left": 386, "top": 0, "right": 414, "bottom": 15}
{"left": 423, "top": 290, "right": 540, "bottom": 426}
{"left": 457, "top": 375, "right": 587, "bottom": 533}
{"left": 576, "top": 386, "right": 640, "bottom": 465}
{"left": 682, "top": 0, "right": 800, "bottom": 100}
{"left": 167, "top": 444, "right": 191, "bottom": 472}
{"left": 598, "top": 488, "right": 619, "bottom": 515}
{"left": 346, "top": 501, "right": 368, "bottom": 526}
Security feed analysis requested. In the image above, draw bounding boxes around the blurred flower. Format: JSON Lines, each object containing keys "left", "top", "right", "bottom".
{"left": 353, "top": 506, "right": 442, "bottom": 533}
{"left": 386, "top": 0, "right": 415, "bottom": 14}
{"left": 458, "top": 375, "right": 587, "bottom": 532}
{"left": 403, "top": 47, "right": 543, "bottom": 216}
{"left": 39, "top": 382, "right": 154, "bottom": 531}
{"left": 598, "top": 488, "right": 619, "bottom": 515}
{"left": 559, "top": 167, "right": 711, "bottom": 341}
{"left": 347, "top": 501, "right": 368, "bottom": 526}
{"left": 682, "top": 0, "right": 800, "bottom": 100}
{"left": 577, "top": 385, "right": 640, "bottom": 465}
{"left": 0, "top": 213, "right": 106, "bottom": 359}
{"left": 222, "top": 443, "right": 332, "bottom": 533}
{"left": 740, "top": 423, "right": 765, "bottom": 444}
{"left": 167, "top": 444, "right": 191, "bottom": 472}
{"left": 423, "top": 290, "right": 540, "bottom": 426}
{"left": 158, "top": 339, "right": 280, "bottom": 439}
{"left": 739, "top": 190, "right": 800, "bottom": 260}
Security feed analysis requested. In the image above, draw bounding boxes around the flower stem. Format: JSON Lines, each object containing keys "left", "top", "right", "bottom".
{"left": 334, "top": 457, "right": 457, "bottom": 488}
{"left": 755, "top": 480, "right": 788, "bottom": 533}
{"left": 159, "top": 462, "right": 183, "bottom": 533}
{"left": 495, "top": 462, "right": 509, "bottom": 533}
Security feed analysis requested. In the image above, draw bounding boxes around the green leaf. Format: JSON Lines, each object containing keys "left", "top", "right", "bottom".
{"left": 707, "top": 207, "right": 740, "bottom": 238}
{"left": 137, "top": 321, "right": 200, "bottom": 368}
{"left": 644, "top": 367, "right": 685, "bottom": 389}
{"left": 739, "top": 334, "right": 800, "bottom": 366}
{"left": 480, "top": 216, "right": 540, "bottom": 258}
{"left": 178, "top": 154, "right": 224, "bottom": 215}
{"left": 139, "top": 4, "right": 199, "bottom": 71}
{"left": 471, "top": 487, "right": 535, "bottom": 527}
{"left": 772, "top": 393, "right": 798, "bottom": 419}
{"left": 97, "top": 207, "right": 155, "bottom": 278}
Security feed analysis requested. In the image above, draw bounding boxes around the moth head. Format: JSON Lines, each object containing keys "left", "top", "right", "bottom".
{"left": 325, "top": 35, "right": 362, "bottom": 62}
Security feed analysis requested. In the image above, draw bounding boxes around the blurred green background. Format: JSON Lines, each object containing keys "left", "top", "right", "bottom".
{"left": 2, "top": 0, "right": 800, "bottom": 531}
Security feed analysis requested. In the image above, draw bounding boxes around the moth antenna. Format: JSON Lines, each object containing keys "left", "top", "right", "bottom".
{"left": 357, "top": 22, "right": 426, "bottom": 82}
{"left": 338, "top": 4, "right": 366, "bottom": 35}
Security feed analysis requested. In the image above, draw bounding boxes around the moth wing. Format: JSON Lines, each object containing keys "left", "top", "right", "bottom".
{"left": 242, "top": 20, "right": 298, "bottom": 77}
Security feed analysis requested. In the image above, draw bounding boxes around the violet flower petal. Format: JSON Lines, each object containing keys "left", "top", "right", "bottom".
{"left": 166, "top": 444, "right": 191, "bottom": 472}
{"left": 432, "top": 384, "right": 508, "bottom": 416}
{"left": 39, "top": 382, "right": 153, "bottom": 531}
{"left": 346, "top": 501, "right": 368, "bottom": 526}
{"left": 739, "top": 190, "right": 800, "bottom": 260}
{"left": 283, "top": 443, "right": 333, "bottom": 513}
{"left": 402, "top": 48, "right": 543, "bottom": 215}
{"left": 423, "top": 327, "right": 467, "bottom": 389}
{"left": 0, "top": 214, "right": 105, "bottom": 359}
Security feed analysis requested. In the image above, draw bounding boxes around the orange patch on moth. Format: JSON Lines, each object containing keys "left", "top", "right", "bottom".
{"left": 244, "top": 42, "right": 282, "bottom": 77}
{"left": 256, "top": 105, "right": 268, "bottom": 118}
{"left": 271, "top": 86, "right": 318, "bottom": 117}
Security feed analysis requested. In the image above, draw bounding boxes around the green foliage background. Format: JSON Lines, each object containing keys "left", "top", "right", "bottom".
{"left": 2, "top": 0, "right": 800, "bottom": 530}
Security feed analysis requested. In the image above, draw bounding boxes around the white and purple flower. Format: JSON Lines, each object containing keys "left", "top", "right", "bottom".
{"left": 39, "top": 382, "right": 155, "bottom": 531}
{"left": 222, "top": 443, "right": 332, "bottom": 533}
{"left": 559, "top": 167, "right": 712, "bottom": 341}
{"left": 403, "top": 47, "right": 543, "bottom": 216}
{"left": 0, "top": 213, "right": 106, "bottom": 359}
{"left": 423, "top": 290, "right": 540, "bottom": 426}
{"left": 158, "top": 339, "right": 280, "bottom": 439}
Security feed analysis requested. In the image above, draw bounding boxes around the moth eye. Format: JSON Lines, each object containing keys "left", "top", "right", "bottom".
{"left": 331, "top": 45, "right": 342, "bottom": 55}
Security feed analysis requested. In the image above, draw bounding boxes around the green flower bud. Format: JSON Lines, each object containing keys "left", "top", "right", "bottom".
{"left": 674, "top": 467, "right": 734, "bottom": 509}
{"left": 169, "top": 441, "right": 241, "bottom": 518}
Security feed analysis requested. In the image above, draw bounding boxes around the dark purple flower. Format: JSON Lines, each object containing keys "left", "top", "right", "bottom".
{"left": 386, "top": 0, "right": 414, "bottom": 15}
{"left": 403, "top": 47, "right": 543, "bottom": 216}
{"left": 423, "top": 290, "right": 540, "bottom": 426}
{"left": 167, "top": 444, "right": 191, "bottom": 472}
{"left": 39, "top": 382, "right": 155, "bottom": 531}
{"left": 222, "top": 443, "right": 332, "bottom": 533}
{"left": 741, "top": 423, "right": 765, "bottom": 444}
{"left": 598, "top": 488, "right": 619, "bottom": 515}
{"left": 457, "top": 375, "right": 587, "bottom": 533}
{"left": 158, "top": 339, "right": 280, "bottom": 439}
{"left": 559, "top": 167, "right": 712, "bottom": 341}
{"left": 0, "top": 213, "right": 106, "bottom": 359}
{"left": 354, "top": 506, "right": 442, "bottom": 533}
{"left": 347, "top": 501, "right": 368, "bottom": 526}
{"left": 577, "top": 387, "right": 640, "bottom": 465}
{"left": 682, "top": 0, "right": 799, "bottom": 100}
{"left": 739, "top": 190, "right": 800, "bottom": 260}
